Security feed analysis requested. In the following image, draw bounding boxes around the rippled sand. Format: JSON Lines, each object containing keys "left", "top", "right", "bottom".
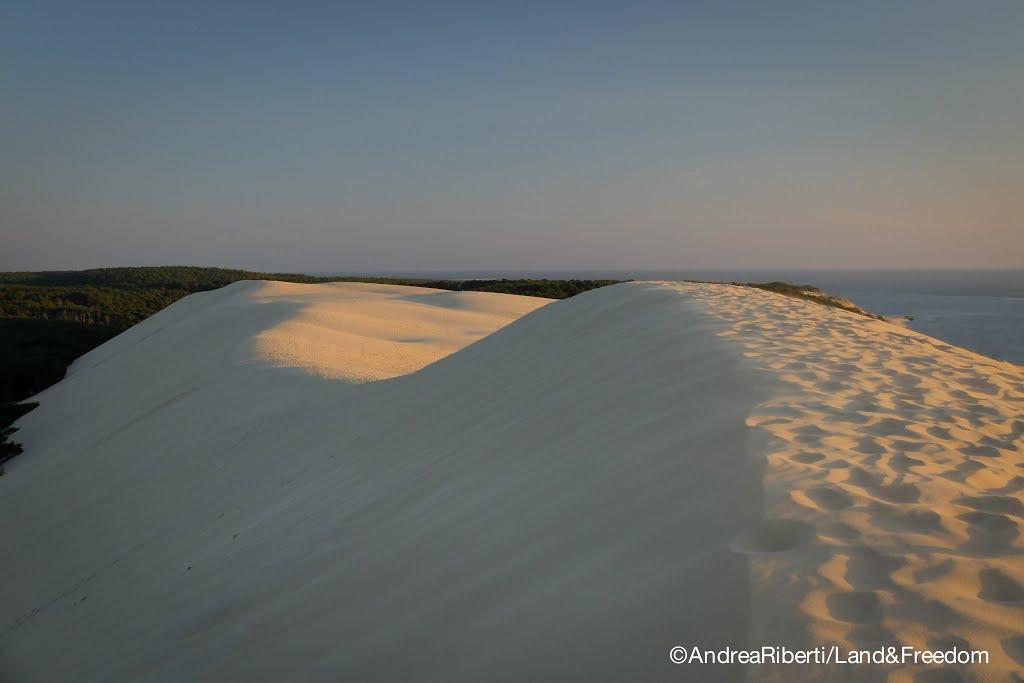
{"left": 1, "top": 281, "right": 1020, "bottom": 682}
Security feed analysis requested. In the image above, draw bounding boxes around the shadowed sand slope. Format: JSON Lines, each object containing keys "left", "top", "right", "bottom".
{"left": 668, "top": 282, "right": 1024, "bottom": 683}
{"left": 0, "top": 282, "right": 763, "bottom": 682}
{"left": 3, "top": 281, "right": 1021, "bottom": 682}
{"left": 4, "top": 281, "right": 549, "bottom": 485}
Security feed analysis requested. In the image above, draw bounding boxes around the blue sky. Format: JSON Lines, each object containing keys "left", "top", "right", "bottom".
{"left": 2, "top": 1, "right": 1022, "bottom": 271}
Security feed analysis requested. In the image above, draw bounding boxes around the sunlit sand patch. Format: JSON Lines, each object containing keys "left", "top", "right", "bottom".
{"left": 249, "top": 281, "right": 551, "bottom": 382}
{"left": 661, "top": 281, "right": 1024, "bottom": 682}
{"left": 3, "top": 279, "right": 1020, "bottom": 682}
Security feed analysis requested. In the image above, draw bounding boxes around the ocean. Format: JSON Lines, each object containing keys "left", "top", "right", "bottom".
{"left": 326, "top": 269, "right": 1024, "bottom": 366}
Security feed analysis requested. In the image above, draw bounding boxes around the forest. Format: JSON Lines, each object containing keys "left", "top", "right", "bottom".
{"left": 0, "top": 267, "right": 620, "bottom": 466}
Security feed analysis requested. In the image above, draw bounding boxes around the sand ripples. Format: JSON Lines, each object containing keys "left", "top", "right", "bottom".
{"left": 669, "top": 282, "right": 1024, "bottom": 683}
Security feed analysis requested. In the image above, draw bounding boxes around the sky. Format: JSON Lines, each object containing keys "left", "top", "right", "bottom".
{"left": 2, "top": 0, "right": 1022, "bottom": 273}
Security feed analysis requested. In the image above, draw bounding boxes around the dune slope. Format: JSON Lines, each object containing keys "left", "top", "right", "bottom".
{"left": 0, "top": 281, "right": 762, "bottom": 683}
{"left": 2, "top": 281, "right": 1021, "bottom": 682}
{"left": 671, "top": 282, "right": 1024, "bottom": 682}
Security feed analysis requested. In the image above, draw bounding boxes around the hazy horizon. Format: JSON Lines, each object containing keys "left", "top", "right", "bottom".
{"left": 3, "top": 1, "right": 1022, "bottom": 272}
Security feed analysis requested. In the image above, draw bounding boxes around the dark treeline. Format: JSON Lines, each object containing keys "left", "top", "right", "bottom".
{"left": 0, "top": 319, "right": 119, "bottom": 402}
{"left": 0, "top": 285, "right": 186, "bottom": 328}
{"left": 0, "top": 267, "right": 359, "bottom": 328}
{"left": 1, "top": 401, "right": 39, "bottom": 466}
{"left": 0, "top": 267, "right": 619, "bottom": 329}
{"left": 0, "top": 266, "right": 621, "bottom": 465}
{"left": 414, "top": 278, "right": 618, "bottom": 299}
{"left": 737, "top": 281, "right": 881, "bottom": 318}
{"left": 0, "top": 266, "right": 335, "bottom": 288}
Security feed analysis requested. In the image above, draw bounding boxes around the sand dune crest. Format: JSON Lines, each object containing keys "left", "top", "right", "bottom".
{"left": 1, "top": 281, "right": 1021, "bottom": 682}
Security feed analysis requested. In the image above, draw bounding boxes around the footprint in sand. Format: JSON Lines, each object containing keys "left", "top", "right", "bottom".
{"left": 913, "top": 668, "right": 965, "bottom": 683}
{"left": 1001, "top": 635, "right": 1024, "bottom": 667}
{"left": 826, "top": 591, "right": 883, "bottom": 624}
{"left": 868, "top": 417, "right": 917, "bottom": 438}
{"left": 835, "top": 411, "right": 874, "bottom": 425}
{"left": 789, "top": 452, "right": 826, "bottom": 465}
{"left": 941, "top": 458, "right": 987, "bottom": 484}
{"left": 819, "top": 521, "right": 861, "bottom": 541}
{"left": 913, "top": 559, "right": 955, "bottom": 583}
{"left": 853, "top": 437, "right": 887, "bottom": 455}
{"left": 873, "top": 482, "right": 921, "bottom": 504}
{"left": 959, "top": 377, "right": 1000, "bottom": 396}
{"left": 992, "top": 476, "right": 1024, "bottom": 495}
{"left": 956, "top": 494, "right": 1024, "bottom": 516}
{"left": 927, "top": 634, "right": 974, "bottom": 653}
{"left": 958, "top": 511, "right": 1020, "bottom": 554}
{"left": 848, "top": 623, "right": 896, "bottom": 647}
{"left": 805, "top": 486, "right": 854, "bottom": 511}
{"left": 833, "top": 362, "right": 860, "bottom": 373}
{"left": 887, "top": 596, "right": 959, "bottom": 629}
{"left": 731, "top": 518, "right": 814, "bottom": 553}
{"left": 888, "top": 451, "right": 926, "bottom": 472}
{"left": 793, "top": 424, "right": 831, "bottom": 444}
{"left": 897, "top": 387, "right": 929, "bottom": 403}
{"left": 977, "top": 568, "right": 1024, "bottom": 603}
{"left": 959, "top": 443, "right": 1003, "bottom": 458}
{"left": 843, "top": 547, "right": 903, "bottom": 589}
{"left": 963, "top": 404, "right": 1003, "bottom": 421}
{"left": 846, "top": 467, "right": 882, "bottom": 489}
{"left": 868, "top": 502, "right": 944, "bottom": 533}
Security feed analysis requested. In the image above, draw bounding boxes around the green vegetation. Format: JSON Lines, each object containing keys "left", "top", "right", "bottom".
{"left": 687, "top": 280, "right": 880, "bottom": 319}
{"left": 738, "top": 281, "right": 882, "bottom": 318}
{"left": 397, "top": 278, "right": 620, "bottom": 299}
{"left": 0, "top": 266, "right": 621, "bottom": 465}
{"left": 738, "top": 281, "right": 823, "bottom": 297}
{"left": 0, "top": 318, "right": 119, "bottom": 402}
{"left": 0, "top": 318, "right": 120, "bottom": 469}
{"left": 1, "top": 401, "right": 38, "bottom": 467}
{"left": 0, "top": 267, "right": 619, "bottom": 328}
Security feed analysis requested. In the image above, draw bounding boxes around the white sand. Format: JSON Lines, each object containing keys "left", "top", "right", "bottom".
{"left": 1, "top": 281, "right": 1021, "bottom": 682}
{"left": 249, "top": 281, "right": 551, "bottom": 382}
{"left": 669, "top": 282, "right": 1024, "bottom": 682}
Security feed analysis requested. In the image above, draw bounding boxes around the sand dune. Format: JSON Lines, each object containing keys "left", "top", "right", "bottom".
{"left": 249, "top": 281, "right": 551, "bottom": 382}
{"left": 1, "top": 281, "right": 1021, "bottom": 682}
{"left": 669, "top": 282, "right": 1024, "bottom": 682}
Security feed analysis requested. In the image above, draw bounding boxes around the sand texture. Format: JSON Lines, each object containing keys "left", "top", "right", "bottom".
{"left": 671, "top": 282, "right": 1024, "bottom": 682}
{"left": 1, "top": 281, "right": 1021, "bottom": 682}
{"left": 249, "top": 281, "right": 551, "bottom": 382}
